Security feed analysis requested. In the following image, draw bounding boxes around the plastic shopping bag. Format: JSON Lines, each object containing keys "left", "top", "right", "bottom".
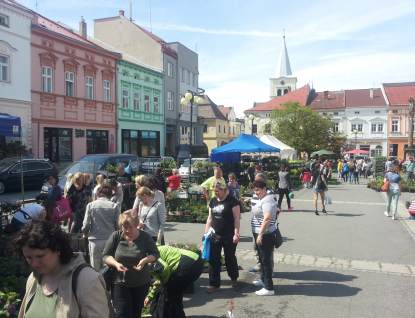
{"left": 324, "top": 191, "right": 332, "bottom": 205}
{"left": 202, "top": 228, "right": 214, "bottom": 261}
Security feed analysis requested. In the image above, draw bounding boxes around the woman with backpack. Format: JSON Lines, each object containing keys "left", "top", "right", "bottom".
{"left": 342, "top": 160, "right": 349, "bottom": 183}
{"left": 310, "top": 164, "right": 328, "bottom": 215}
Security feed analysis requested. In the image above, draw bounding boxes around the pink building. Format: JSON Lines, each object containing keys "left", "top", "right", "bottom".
{"left": 30, "top": 14, "right": 119, "bottom": 164}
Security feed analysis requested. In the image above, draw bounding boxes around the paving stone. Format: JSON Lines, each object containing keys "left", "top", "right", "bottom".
{"left": 283, "top": 254, "right": 301, "bottom": 264}
{"left": 315, "top": 257, "right": 333, "bottom": 267}
{"left": 298, "top": 255, "right": 316, "bottom": 266}
{"left": 409, "top": 266, "right": 415, "bottom": 275}
{"left": 381, "top": 263, "right": 411, "bottom": 274}
{"left": 332, "top": 259, "right": 351, "bottom": 267}
{"left": 274, "top": 253, "right": 285, "bottom": 262}
{"left": 351, "top": 260, "right": 381, "bottom": 271}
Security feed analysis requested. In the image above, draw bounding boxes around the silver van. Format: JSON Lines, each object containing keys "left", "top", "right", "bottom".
{"left": 179, "top": 158, "right": 210, "bottom": 180}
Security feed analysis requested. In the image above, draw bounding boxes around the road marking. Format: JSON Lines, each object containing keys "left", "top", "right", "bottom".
{"left": 292, "top": 199, "right": 384, "bottom": 205}
{"left": 235, "top": 249, "right": 415, "bottom": 277}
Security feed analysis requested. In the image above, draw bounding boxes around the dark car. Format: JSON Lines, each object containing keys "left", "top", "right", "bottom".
{"left": 40, "top": 154, "right": 141, "bottom": 202}
{"left": 0, "top": 158, "right": 59, "bottom": 194}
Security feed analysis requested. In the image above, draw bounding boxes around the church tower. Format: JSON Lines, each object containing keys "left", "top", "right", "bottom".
{"left": 269, "top": 34, "right": 297, "bottom": 99}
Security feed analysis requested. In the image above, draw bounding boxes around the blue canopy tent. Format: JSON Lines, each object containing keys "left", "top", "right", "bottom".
{"left": 211, "top": 134, "right": 280, "bottom": 164}
{"left": 0, "top": 114, "right": 25, "bottom": 207}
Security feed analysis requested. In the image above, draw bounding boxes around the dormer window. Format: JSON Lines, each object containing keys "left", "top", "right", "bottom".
{"left": 0, "top": 14, "right": 9, "bottom": 27}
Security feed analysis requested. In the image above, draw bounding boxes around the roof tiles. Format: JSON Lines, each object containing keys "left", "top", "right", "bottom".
{"left": 345, "top": 89, "right": 387, "bottom": 107}
{"left": 308, "top": 90, "right": 345, "bottom": 110}
{"left": 382, "top": 82, "right": 415, "bottom": 106}
{"left": 198, "top": 95, "right": 228, "bottom": 121}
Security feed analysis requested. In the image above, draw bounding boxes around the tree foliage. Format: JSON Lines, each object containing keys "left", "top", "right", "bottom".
{"left": 269, "top": 101, "right": 346, "bottom": 156}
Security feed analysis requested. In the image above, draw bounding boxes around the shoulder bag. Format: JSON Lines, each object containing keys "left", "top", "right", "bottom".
{"left": 99, "top": 230, "right": 123, "bottom": 292}
{"left": 315, "top": 173, "right": 327, "bottom": 191}
{"left": 54, "top": 198, "right": 72, "bottom": 223}
{"left": 381, "top": 173, "right": 390, "bottom": 192}
{"left": 269, "top": 223, "right": 283, "bottom": 249}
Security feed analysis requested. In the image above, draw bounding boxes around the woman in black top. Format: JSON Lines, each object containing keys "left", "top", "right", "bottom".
{"left": 204, "top": 181, "right": 240, "bottom": 293}
{"left": 310, "top": 164, "right": 328, "bottom": 215}
{"left": 67, "top": 172, "right": 92, "bottom": 233}
{"left": 154, "top": 167, "right": 167, "bottom": 195}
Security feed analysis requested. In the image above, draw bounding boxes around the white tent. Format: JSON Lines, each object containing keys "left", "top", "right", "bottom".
{"left": 260, "top": 135, "right": 297, "bottom": 160}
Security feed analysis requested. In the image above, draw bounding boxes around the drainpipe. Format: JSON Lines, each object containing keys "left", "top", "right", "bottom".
{"left": 115, "top": 58, "right": 119, "bottom": 154}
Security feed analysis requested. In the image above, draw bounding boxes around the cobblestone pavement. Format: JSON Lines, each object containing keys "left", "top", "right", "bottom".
{"left": 0, "top": 189, "right": 39, "bottom": 202}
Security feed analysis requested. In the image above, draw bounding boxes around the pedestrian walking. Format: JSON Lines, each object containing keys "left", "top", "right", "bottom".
{"left": 385, "top": 157, "right": 393, "bottom": 172}
{"left": 348, "top": 160, "right": 355, "bottom": 184}
{"left": 300, "top": 164, "right": 311, "bottom": 189}
{"left": 204, "top": 181, "right": 240, "bottom": 293}
{"left": 116, "top": 165, "right": 134, "bottom": 209}
{"left": 109, "top": 179, "right": 123, "bottom": 207}
{"left": 132, "top": 175, "right": 148, "bottom": 213}
{"left": 154, "top": 167, "right": 167, "bottom": 195}
{"left": 201, "top": 167, "right": 226, "bottom": 204}
{"left": 337, "top": 159, "right": 343, "bottom": 181}
{"left": 167, "top": 169, "right": 181, "bottom": 192}
{"left": 277, "top": 164, "right": 294, "bottom": 212}
{"left": 342, "top": 160, "right": 349, "bottom": 183}
{"left": 67, "top": 172, "right": 92, "bottom": 233}
{"left": 353, "top": 160, "right": 360, "bottom": 184}
{"left": 82, "top": 185, "right": 121, "bottom": 271}
{"left": 384, "top": 165, "right": 402, "bottom": 220}
{"left": 403, "top": 157, "right": 415, "bottom": 186}
{"left": 310, "top": 164, "right": 328, "bottom": 215}
{"left": 93, "top": 174, "right": 106, "bottom": 200}
{"left": 247, "top": 162, "right": 255, "bottom": 188}
{"left": 251, "top": 179, "right": 278, "bottom": 296}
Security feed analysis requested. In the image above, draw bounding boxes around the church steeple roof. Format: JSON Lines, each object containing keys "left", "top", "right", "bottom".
{"left": 275, "top": 35, "right": 292, "bottom": 77}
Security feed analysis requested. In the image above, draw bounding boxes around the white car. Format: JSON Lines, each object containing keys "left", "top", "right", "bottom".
{"left": 141, "top": 156, "right": 175, "bottom": 172}
{"left": 179, "top": 158, "right": 211, "bottom": 180}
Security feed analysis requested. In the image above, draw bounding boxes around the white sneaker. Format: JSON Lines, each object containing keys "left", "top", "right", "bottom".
{"left": 384, "top": 211, "right": 390, "bottom": 217}
{"left": 253, "top": 280, "right": 265, "bottom": 287}
{"left": 255, "top": 288, "right": 274, "bottom": 296}
{"left": 392, "top": 215, "right": 396, "bottom": 220}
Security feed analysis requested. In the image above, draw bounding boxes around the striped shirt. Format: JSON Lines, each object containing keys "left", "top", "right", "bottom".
{"left": 250, "top": 187, "right": 276, "bottom": 208}
{"left": 251, "top": 194, "right": 277, "bottom": 234}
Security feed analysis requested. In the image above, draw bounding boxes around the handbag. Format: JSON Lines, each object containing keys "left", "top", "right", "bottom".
{"left": 208, "top": 232, "right": 224, "bottom": 245}
{"left": 150, "top": 286, "right": 174, "bottom": 318}
{"left": 54, "top": 198, "right": 72, "bottom": 223}
{"left": 269, "top": 224, "right": 283, "bottom": 249}
{"left": 315, "top": 174, "right": 326, "bottom": 191}
{"left": 381, "top": 173, "right": 390, "bottom": 192}
{"left": 99, "top": 230, "right": 122, "bottom": 291}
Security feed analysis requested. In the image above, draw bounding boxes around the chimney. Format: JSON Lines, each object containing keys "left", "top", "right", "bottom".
{"left": 323, "top": 91, "right": 329, "bottom": 100}
{"left": 129, "top": 2, "right": 132, "bottom": 21}
{"left": 79, "top": 17, "right": 87, "bottom": 39}
{"left": 119, "top": 10, "right": 124, "bottom": 16}
{"left": 370, "top": 88, "right": 374, "bottom": 99}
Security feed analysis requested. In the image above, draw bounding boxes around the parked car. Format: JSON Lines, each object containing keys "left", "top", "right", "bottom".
{"left": 40, "top": 154, "right": 141, "bottom": 201}
{"left": 0, "top": 158, "right": 59, "bottom": 194}
{"left": 141, "top": 156, "right": 175, "bottom": 172}
{"left": 179, "top": 158, "right": 211, "bottom": 180}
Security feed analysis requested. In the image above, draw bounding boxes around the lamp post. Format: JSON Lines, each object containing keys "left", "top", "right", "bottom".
{"left": 245, "top": 114, "right": 259, "bottom": 135}
{"left": 351, "top": 129, "right": 362, "bottom": 150}
{"left": 181, "top": 88, "right": 205, "bottom": 179}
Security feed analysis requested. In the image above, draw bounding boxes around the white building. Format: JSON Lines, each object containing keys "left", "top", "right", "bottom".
{"left": 0, "top": 0, "right": 32, "bottom": 147}
{"left": 343, "top": 88, "right": 388, "bottom": 157}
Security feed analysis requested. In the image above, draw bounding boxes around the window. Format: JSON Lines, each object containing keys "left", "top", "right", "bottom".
{"left": 134, "top": 92, "right": 140, "bottom": 110}
{"left": 351, "top": 124, "right": 356, "bottom": 131}
{"left": 86, "top": 76, "right": 93, "bottom": 99}
{"left": 277, "top": 89, "right": 281, "bottom": 96}
{"left": 264, "top": 124, "right": 271, "bottom": 134}
{"left": 375, "top": 111, "right": 380, "bottom": 114}
{"left": 42, "top": 66, "right": 52, "bottom": 93}
{"left": 167, "top": 63, "right": 173, "bottom": 77}
{"left": 65, "top": 72, "right": 74, "bottom": 97}
{"left": 104, "top": 80, "right": 110, "bottom": 102}
{"left": 355, "top": 111, "right": 360, "bottom": 114}
{"left": 180, "top": 126, "right": 190, "bottom": 145}
{"left": 167, "top": 91, "right": 173, "bottom": 110}
{"left": 203, "top": 124, "right": 208, "bottom": 133}
{"left": 154, "top": 96, "right": 159, "bottom": 113}
{"left": 144, "top": 95, "right": 150, "bottom": 112}
{"left": 218, "top": 125, "right": 221, "bottom": 133}
{"left": 134, "top": 74, "right": 139, "bottom": 80}
{"left": 86, "top": 130, "right": 108, "bottom": 154}
{"left": 252, "top": 124, "right": 258, "bottom": 134}
{"left": 378, "top": 124, "right": 383, "bottom": 132}
{"left": 357, "top": 124, "right": 363, "bottom": 131}
{"left": 0, "top": 54, "right": 9, "bottom": 82}
{"left": 155, "top": 79, "right": 159, "bottom": 85}
{"left": 334, "top": 112, "right": 338, "bottom": 115}
{"left": 233, "top": 126, "right": 235, "bottom": 135}
{"left": 191, "top": 73, "right": 195, "bottom": 86}
{"left": 392, "top": 110, "right": 397, "bottom": 114}
{"left": 224, "top": 126, "right": 226, "bottom": 134}
{"left": 181, "top": 68, "right": 185, "bottom": 82}
{"left": 391, "top": 120, "right": 398, "bottom": 132}
{"left": 374, "top": 145, "right": 382, "bottom": 156}
{"left": 145, "top": 77, "right": 149, "bottom": 83}
{"left": 0, "top": 14, "right": 9, "bottom": 27}
{"left": 334, "top": 123, "right": 339, "bottom": 132}
{"left": 371, "top": 124, "right": 377, "bottom": 132}
{"left": 122, "top": 89, "right": 129, "bottom": 109}
{"left": 186, "top": 70, "right": 190, "bottom": 84}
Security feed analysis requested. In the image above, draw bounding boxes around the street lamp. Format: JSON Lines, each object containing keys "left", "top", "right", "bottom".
{"left": 181, "top": 88, "right": 205, "bottom": 179}
{"left": 351, "top": 129, "right": 362, "bottom": 150}
{"left": 245, "top": 114, "right": 260, "bottom": 135}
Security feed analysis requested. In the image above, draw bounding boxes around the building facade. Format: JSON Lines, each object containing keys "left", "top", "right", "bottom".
{"left": 218, "top": 106, "right": 241, "bottom": 141}
{"left": 117, "top": 59, "right": 165, "bottom": 156}
{"left": 31, "top": 14, "right": 119, "bottom": 163}
{"left": 382, "top": 82, "right": 415, "bottom": 158}
{"left": 0, "top": 0, "right": 33, "bottom": 147}
{"left": 198, "top": 95, "right": 229, "bottom": 155}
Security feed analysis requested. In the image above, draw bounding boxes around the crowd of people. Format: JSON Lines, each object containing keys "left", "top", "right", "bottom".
{"left": 11, "top": 156, "right": 412, "bottom": 317}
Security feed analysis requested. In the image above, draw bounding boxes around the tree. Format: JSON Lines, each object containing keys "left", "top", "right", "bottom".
{"left": 269, "top": 101, "right": 346, "bottom": 157}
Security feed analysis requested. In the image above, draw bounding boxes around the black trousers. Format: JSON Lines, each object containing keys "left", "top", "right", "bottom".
{"left": 278, "top": 188, "right": 291, "bottom": 209}
{"left": 354, "top": 171, "right": 359, "bottom": 183}
{"left": 253, "top": 232, "right": 274, "bottom": 291}
{"left": 113, "top": 281, "right": 150, "bottom": 318}
{"left": 209, "top": 234, "right": 239, "bottom": 287}
{"left": 166, "top": 256, "right": 204, "bottom": 318}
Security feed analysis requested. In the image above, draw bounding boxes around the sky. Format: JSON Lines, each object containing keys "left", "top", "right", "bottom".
{"left": 18, "top": 0, "right": 415, "bottom": 117}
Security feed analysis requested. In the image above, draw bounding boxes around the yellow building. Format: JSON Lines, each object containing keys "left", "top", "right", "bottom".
{"left": 198, "top": 95, "right": 230, "bottom": 155}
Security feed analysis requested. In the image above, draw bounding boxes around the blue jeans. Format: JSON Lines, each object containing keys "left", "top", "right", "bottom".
{"left": 349, "top": 171, "right": 354, "bottom": 184}
{"left": 386, "top": 189, "right": 400, "bottom": 215}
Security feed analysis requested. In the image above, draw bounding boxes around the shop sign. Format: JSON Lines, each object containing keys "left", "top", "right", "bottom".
{"left": 149, "top": 131, "right": 157, "bottom": 138}
{"left": 75, "top": 129, "right": 85, "bottom": 138}
{"left": 142, "top": 131, "right": 148, "bottom": 138}
{"left": 166, "top": 126, "right": 174, "bottom": 134}
{"left": 130, "top": 131, "right": 138, "bottom": 138}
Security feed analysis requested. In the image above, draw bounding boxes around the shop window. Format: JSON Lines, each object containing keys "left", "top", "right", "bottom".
{"left": 86, "top": 130, "right": 108, "bottom": 154}
{"left": 142, "top": 131, "right": 158, "bottom": 156}
{"left": 43, "top": 128, "right": 72, "bottom": 162}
